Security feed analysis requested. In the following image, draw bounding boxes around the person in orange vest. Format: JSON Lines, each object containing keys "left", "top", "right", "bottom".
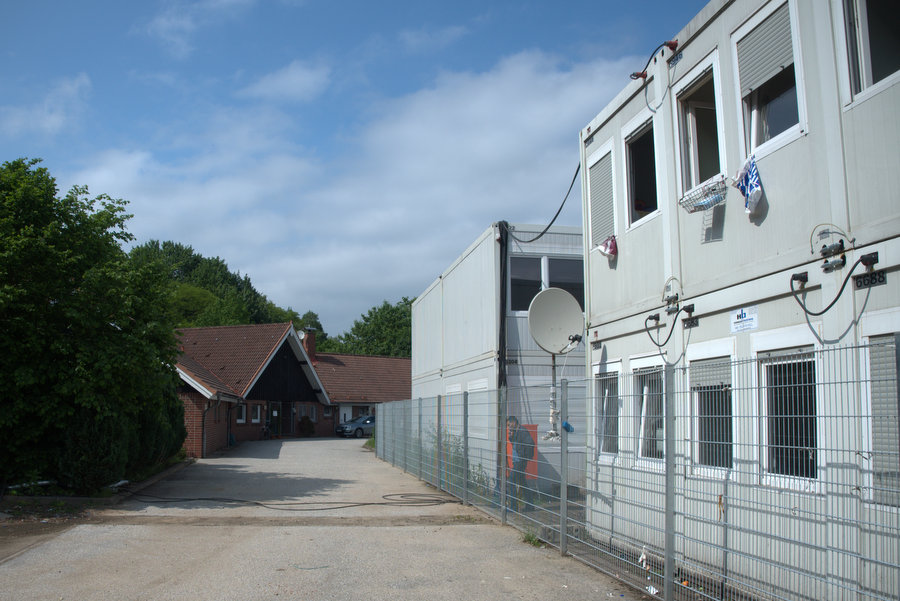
{"left": 507, "top": 415, "right": 535, "bottom": 511}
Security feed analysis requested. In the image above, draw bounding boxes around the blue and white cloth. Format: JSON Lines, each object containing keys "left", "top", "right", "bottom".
{"left": 733, "top": 155, "right": 762, "bottom": 214}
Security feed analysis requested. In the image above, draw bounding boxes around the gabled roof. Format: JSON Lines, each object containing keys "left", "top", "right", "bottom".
{"left": 176, "top": 322, "right": 329, "bottom": 404}
{"left": 314, "top": 353, "right": 411, "bottom": 404}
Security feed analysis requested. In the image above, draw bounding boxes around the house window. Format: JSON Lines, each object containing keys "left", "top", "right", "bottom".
{"left": 677, "top": 71, "right": 722, "bottom": 192}
{"left": 635, "top": 367, "right": 664, "bottom": 460}
{"left": 236, "top": 404, "right": 246, "bottom": 424}
{"left": 596, "top": 370, "right": 619, "bottom": 455}
{"left": 251, "top": 404, "right": 262, "bottom": 424}
{"left": 736, "top": 1, "right": 800, "bottom": 152}
{"left": 844, "top": 0, "right": 900, "bottom": 94}
{"left": 298, "top": 404, "right": 318, "bottom": 423}
{"left": 869, "top": 334, "right": 899, "bottom": 506}
{"left": 760, "top": 347, "right": 817, "bottom": 479}
{"left": 626, "top": 122, "right": 657, "bottom": 224}
{"left": 510, "top": 256, "right": 542, "bottom": 311}
{"left": 691, "top": 358, "right": 733, "bottom": 469}
{"left": 509, "top": 256, "right": 584, "bottom": 312}
{"left": 588, "top": 146, "right": 615, "bottom": 248}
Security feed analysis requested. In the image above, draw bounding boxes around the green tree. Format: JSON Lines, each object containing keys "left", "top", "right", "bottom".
{"left": 0, "top": 159, "right": 184, "bottom": 493}
{"left": 295, "top": 310, "right": 329, "bottom": 342}
{"left": 130, "top": 240, "right": 300, "bottom": 328}
{"left": 319, "top": 298, "right": 413, "bottom": 357}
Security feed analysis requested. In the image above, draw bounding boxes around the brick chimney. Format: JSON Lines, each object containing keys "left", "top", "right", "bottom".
{"left": 302, "top": 327, "right": 317, "bottom": 364}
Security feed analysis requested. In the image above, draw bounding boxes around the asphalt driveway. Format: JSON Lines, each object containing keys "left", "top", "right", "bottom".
{"left": 0, "top": 438, "right": 643, "bottom": 601}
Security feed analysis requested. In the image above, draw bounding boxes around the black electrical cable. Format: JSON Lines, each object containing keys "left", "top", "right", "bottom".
{"left": 630, "top": 42, "right": 674, "bottom": 80}
{"left": 507, "top": 163, "right": 580, "bottom": 245}
{"left": 121, "top": 490, "right": 460, "bottom": 512}
{"left": 497, "top": 221, "right": 509, "bottom": 391}
{"left": 644, "top": 309, "right": 683, "bottom": 349}
{"left": 790, "top": 257, "right": 864, "bottom": 317}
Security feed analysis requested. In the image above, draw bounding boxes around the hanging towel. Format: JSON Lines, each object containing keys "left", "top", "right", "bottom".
{"left": 733, "top": 155, "right": 762, "bottom": 214}
{"left": 597, "top": 234, "right": 617, "bottom": 258}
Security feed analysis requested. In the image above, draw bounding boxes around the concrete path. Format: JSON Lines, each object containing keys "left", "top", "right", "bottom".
{"left": 0, "top": 438, "right": 645, "bottom": 601}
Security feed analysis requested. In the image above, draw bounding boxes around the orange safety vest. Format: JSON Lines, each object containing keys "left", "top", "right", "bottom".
{"left": 506, "top": 423, "right": 538, "bottom": 480}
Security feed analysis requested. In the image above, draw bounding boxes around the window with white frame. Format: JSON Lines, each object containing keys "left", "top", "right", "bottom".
{"left": 509, "top": 255, "right": 583, "bottom": 311}
{"left": 235, "top": 404, "right": 246, "bottom": 424}
{"left": 735, "top": 1, "right": 801, "bottom": 153}
{"left": 510, "top": 256, "right": 542, "bottom": 311}
{"left": 251, "top": 404, "right": 262, "bottom": 424}
{"left": 596, "top": 369, "right": 620, "bottom": 455}
{"left": 548, "top": 258, "right": 584, "bottom": 310}
{"left": 844, "top": 0, "right": 900, "bottom": 94}
{"left": 587, "top": 143, "right": 615, "bottom": 248}
{"left": 298, "top": 404, "right": 317, "bottom": 423}
{"left": 759, "top": 346, "right": 817, "bottom": 479}
{"left": 868, "top": 334, "right": 899, "bottom": 506}
{"left": 677, "top": 69, "right": 722, "bottom": 192}
{"left": 691, "top": 357, "right": 733, "bottom": 469}
{"left": 625, "top": 122, "right": 657, "bottom": 225}
{"left": 635, "top": 367, "right": 664, "bottom": 460}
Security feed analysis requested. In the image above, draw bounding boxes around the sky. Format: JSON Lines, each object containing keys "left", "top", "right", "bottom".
{"left": 1, "top": 0, "right": 707, "bottom": 335}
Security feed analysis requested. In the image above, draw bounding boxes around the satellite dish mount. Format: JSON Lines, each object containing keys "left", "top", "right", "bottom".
{"left": 527, "top": 288, "right": 584, "bottom": 441}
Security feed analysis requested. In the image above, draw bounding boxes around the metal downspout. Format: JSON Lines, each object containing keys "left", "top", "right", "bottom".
{"left": 497, "top": 222, "right": 510, "bottom": 496}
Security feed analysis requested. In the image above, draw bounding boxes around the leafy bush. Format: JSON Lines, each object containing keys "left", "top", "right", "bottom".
{"left": 56, "top": 408, "right": 129, "bottom": 495}
{"left": 1, "top": 159, "right": 186, "bottom": 495}
{"left": 298, "top": 416, "right": 315, "bottom": 437}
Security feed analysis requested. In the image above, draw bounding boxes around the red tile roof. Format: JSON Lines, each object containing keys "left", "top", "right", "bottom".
{"left": 176, "top": 322, "right": 295, "bottom": 398}
{"left": 313, "top": 353, "right": 411, "bottom": 404}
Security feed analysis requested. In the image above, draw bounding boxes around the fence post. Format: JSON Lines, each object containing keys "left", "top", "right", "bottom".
{"left": 463, "top": 391, "right": 470, "bottom": 505}
{"left": 560, "top": 379, "right": 569, "bottom": 557}
{"left": 403, "top": 400, "right": 409, "bottom": 473}
{"left": 500, "top": 386, "right": 508, "bottom": 525}
{"left": 418, "top": 398, "right": 423, "bottom": 481}
{"left": 437, "top": 394, "right": 443, "bottom": 492}
{"left": 664, "top": 363, "right": 676, "bottom": 601}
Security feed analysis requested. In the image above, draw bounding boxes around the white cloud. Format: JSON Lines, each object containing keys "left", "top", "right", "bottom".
{"left": 0, "top": 74, "right": 91, "bottom": 138}
{"left": 144, "top": 0, "right": 257, "bottom": 59}
{"left": 68, "top": 51, "right": 634, "bottom": 334}
{"left": 239, "top": 60, "right": 332, "bottom": 103}
{"left": 278, "top": 51, "right": 636, "bottom": 331}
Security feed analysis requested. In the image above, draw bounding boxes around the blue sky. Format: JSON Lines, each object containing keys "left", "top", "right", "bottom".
{"left": 2, "top": 0, "right": 706, "bottom": 334}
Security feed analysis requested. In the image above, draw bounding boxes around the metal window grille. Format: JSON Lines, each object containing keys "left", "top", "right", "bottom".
{"left": 760, "top": 346, "right": 817, "bottom": 479}
{"left": 691, "top": 357, "right": 733, "bottom": 468}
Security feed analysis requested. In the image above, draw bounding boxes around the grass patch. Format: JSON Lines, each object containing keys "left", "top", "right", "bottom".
{"left": 522, "top": 530, "right": 544, "bottom": 547}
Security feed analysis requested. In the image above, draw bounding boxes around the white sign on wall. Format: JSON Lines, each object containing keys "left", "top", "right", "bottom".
{"left": 730, "top": 306, "right": 759, "bottom": 333}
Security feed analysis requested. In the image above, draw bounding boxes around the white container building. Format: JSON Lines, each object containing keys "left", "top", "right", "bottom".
{"left": 578, "top": 0, "right": 899, "bottom": 598}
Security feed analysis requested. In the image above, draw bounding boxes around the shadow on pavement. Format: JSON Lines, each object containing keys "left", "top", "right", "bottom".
{"left": 119, "top": 461, "right": 351, "bottom": 511}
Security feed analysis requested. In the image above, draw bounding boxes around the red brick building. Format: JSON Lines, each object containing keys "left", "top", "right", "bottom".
{"left": 176, "top": 323, "right": 331, "bottom": 458}
{"left": 301, "top": 330, "right": 411, "bottom": 425}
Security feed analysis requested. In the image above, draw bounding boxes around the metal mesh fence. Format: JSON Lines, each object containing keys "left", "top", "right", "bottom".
{"left": 378, "top": 340, "right": 899, "bottom": 600}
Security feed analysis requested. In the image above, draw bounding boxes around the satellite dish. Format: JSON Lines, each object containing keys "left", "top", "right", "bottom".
{"left": 528, "top": 287, "right": 584, "bottom": 355}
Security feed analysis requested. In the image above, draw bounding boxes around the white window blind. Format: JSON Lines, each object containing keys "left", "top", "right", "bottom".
{"left": 737, "top": 2, "right": 793, "bottom": 97}
{"left": 589, "top": 152, "right": 614, "bottom": 247}
{"left": 870, "top": 334, "right": 899, "bottom": 506}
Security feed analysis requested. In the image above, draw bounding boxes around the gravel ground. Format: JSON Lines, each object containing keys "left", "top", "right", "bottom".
{"left": 1, "top": 438, "right": 647, "bottom": 601}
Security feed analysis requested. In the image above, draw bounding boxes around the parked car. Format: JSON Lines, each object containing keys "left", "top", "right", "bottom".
{"left": 336, "top": 415, "right": 375, "bottom": 438}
